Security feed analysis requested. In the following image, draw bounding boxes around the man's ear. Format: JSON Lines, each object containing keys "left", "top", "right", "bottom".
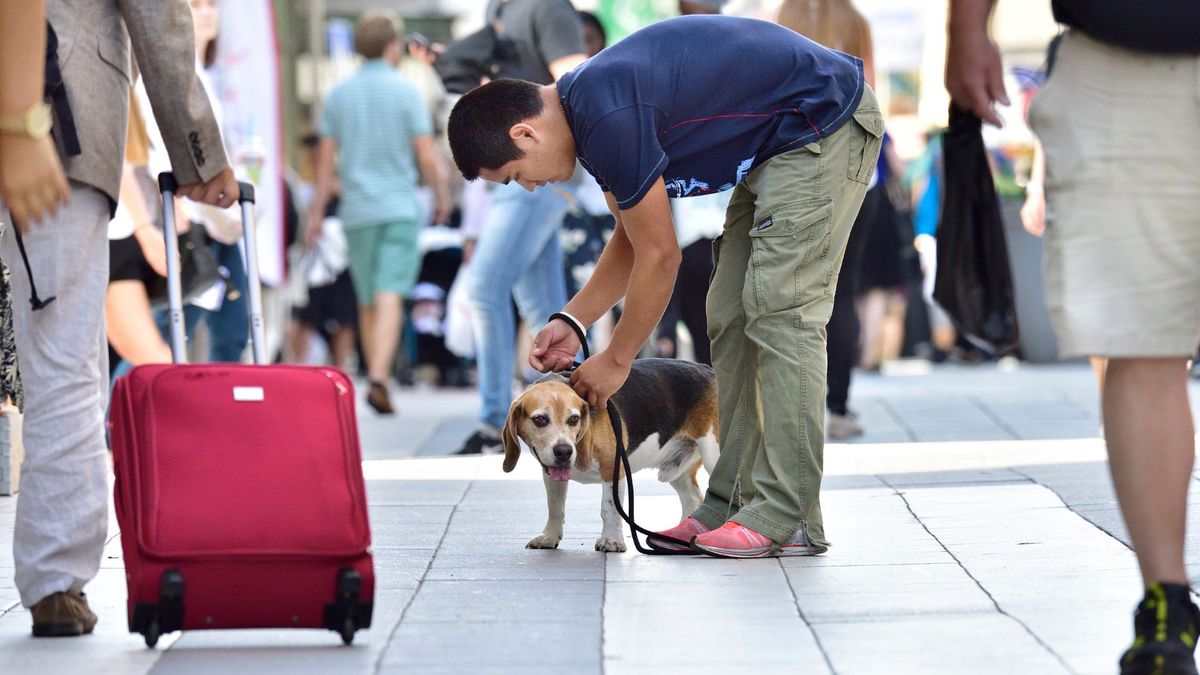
{"left": 509, "top": 122, "right": 539, "bottom": 145}
{"left": 574, "top": 403, "right": 594, "bottom": 472}
{"left": 502, "top": 399, "right": 524, "bottom": 473}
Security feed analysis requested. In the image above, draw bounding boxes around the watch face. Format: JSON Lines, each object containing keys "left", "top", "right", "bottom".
{"left": 26, "top": 105, "right": 52, "bottom": 138}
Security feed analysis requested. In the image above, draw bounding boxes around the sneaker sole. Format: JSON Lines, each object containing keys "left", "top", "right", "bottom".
{"left": 692, "top": 542, "right": 819, "bottom": 559}
{"left": 646, "top": 536, "right": 700, "bottom": 553}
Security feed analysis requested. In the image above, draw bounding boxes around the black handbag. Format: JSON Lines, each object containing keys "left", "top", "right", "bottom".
{"left": 145, "top": 226, "right": 221, "bottom": 309}
{"left": 433, "top": 3, "right": 541, "bottom": 94}
{"left": 932, "top": 105, "right": 1020, "bottom": 355}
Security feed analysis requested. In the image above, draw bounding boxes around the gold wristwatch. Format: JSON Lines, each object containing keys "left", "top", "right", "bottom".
{"left": 0, "top": 102, "right": 53, "bottom": 139}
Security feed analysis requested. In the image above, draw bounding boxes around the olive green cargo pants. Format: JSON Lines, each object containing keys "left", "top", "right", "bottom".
{"left": 693, "top": 87, "right": 883, "bottom": 551}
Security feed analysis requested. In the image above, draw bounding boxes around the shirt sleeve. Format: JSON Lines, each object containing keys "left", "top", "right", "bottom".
{"left": 533, "top": 0, "right": 585, "bottom": 67}
{"left": 579, "top": 106, "right": 668, "bottom": 211}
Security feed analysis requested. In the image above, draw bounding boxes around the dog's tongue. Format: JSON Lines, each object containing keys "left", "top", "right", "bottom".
{"left": 548, "top": 466, "right": 573, "bottom": 482}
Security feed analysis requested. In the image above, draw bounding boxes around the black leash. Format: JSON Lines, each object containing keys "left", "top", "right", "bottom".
{"left": 13, "top": 229, "right": 55, "bottom": 311}
{"left": 546, "top": 312, "right": 693, "bottom": 555}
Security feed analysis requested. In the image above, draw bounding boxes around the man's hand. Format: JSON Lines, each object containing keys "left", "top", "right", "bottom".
{"left": 570, "top": 351, "right": 630, "bottom": 410}
{"left": 1020, "top": 188, "right": 1045, "bottom": 237}
{"left": 530, "top": 318, "right": 581, "bottom": 373}
{"left": 177, "top": 166, "right": 238, "bottom": 208}
{"left": 434, "top": 192, "right": 451, "bottom": 226}
{"left": 0, "top": 134, "right": 69, "bottom": 230}
{"left": 945, "top": 18, "right": 1009, "bottom": 127}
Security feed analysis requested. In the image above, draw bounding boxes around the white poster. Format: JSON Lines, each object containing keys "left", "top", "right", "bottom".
{"left": 213, "top": 0, "right": 285, "bottom": 287}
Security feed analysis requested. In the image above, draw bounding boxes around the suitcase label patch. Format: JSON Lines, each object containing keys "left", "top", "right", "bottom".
{"left": 233, "top": 386, "right": 265, "bottom": 402}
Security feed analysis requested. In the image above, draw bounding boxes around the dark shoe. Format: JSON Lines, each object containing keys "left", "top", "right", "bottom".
{"left": 1121, "top": 583, "right": 1200, "bottom": 675}
{"left": 454, "top": 429, "right": 501, "bottom": 455}
{"left": 366, "top": 382, "right": 395, "bottom": 415}
{"left": 31, "top": 592, "right": 97, "bottom": 637}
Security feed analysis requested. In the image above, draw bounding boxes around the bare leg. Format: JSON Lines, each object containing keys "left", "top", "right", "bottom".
{"left": 1103, "top": 357, "right": 1193, "bottom": 586}
{"left": 368, "top": 291, "right": 402, "bottom": 384}
{"left": 330, "top": 326, "right": 356, "bottom": 372}
{"left": 285, "top": 319, "right": 310, "bottom": 364}
{"left": 358, "top": 304, "right": 376, "bottom": 375}
{"left": 105, "top": 281, "right": 171, "bottom": 366}
{"left": 1091, "top": 356, "right": 1109, "bottom": 426}
{"left": 857, "top": 289, "right": 887, "bottom": 370}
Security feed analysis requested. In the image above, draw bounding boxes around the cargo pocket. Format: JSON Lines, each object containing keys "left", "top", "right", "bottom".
{"left": 847, "top": 107, "right": 885, "bottom": 185}
{"left": 747, "top": 199, "right": 834, "bottom": 316}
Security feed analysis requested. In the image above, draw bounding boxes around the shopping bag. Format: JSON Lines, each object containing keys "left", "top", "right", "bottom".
{"left": 444, "top": 265, "right": 475, "bottom": 358}
{"left": 932, "top": 105, "right": 1020, "bottom": 355}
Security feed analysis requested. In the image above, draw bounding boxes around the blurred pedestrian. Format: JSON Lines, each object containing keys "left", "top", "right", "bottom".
{"left": 306, "top": 11, "right": 450, "bottom": 415}
{"left": 776, "top": 0, "right": 876, "bottom": 439}
{"left": 4, "top": 0, "right": 236, "bottom": 637}
{"left": 453, "top": 0, "right": 587, "bottom": 455}
{"left": 949, "top": 2, "right": 1200, "bottom": 672}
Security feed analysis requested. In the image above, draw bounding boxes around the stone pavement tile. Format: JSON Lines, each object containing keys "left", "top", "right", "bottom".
{"left": 902, "top": 483, "right": 1140, "bottom": 674}
{"left": 603, "top": 580, "right": 800, "bottom": 621}
{"left": 606, "top": 555, "right": 784, "bottom": 584}
{"left": 604, "top": 617, "right": 829, "bottom": 673}
{"left": 1006, "top": 420, "right": 1101, "bottom": 440}
{"left": 402, "top": 580, "right": 603, "bottom": 623}
{"left": 149, "top": 585, "right": 414, "bottom": 674}
{"left": 365, "top": 480, "right": 470, "bottom": 506}
{"left": 786, "top": 563, "right": 994, "bottom": 622}
{"left": 374, "top": 549, "right": 436, "bottom": 589}
{"left": 821, "top": 475, "right": 887, "bottom": 491}
{"left": 426, "top": 550, "right": 604, "bottom": 581}
{"left": 369, "top": 505, "right": 454, "bottom": 550}
{"left": 910, "top": 428, "right": 1014, "bottom": 442}
{"left": 416, "top": 415, "right": 480, "bottom": 456}
{"left": 380, "top": 619, "right": 599, "bottom": 668}
{"left": 384, "top": 662, "right": 600, "bottom": 667}
{"left": 880, "top": 468, "right": 1029, "bottom": 489}
{"left": 815, "top": 614, "right": 1070, "bottom": 675}
{"left": 786, "top": 489, "right": 954, "bottom": 568}
{"left": 0, "top": 567, "right": 160, "bottom": 675}
{"left": 435, "top": 537, "right": 599, "bottom": 554}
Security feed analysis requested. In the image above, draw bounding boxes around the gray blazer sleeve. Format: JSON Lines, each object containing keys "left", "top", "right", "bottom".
{"left": 117, "top": 0, "right": 228, "bottom": 185}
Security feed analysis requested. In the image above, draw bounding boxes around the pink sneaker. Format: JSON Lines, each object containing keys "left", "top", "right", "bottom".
{"left": 647, "top": 516, "right": 710, "bottom": 552}
{"left": 692, "top": 522, "right": 820, "bottom": 558}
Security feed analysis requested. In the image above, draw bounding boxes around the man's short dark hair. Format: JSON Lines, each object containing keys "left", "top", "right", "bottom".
{"left": 447, "top": 79, "right": 545, "bottom": 180}
{"left": 355, "top": 12, "right": 402, "bottom": 59}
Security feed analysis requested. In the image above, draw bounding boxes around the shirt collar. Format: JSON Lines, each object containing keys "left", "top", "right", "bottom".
{"left": 361, "top": 59, "right": 393, "bottom": 71}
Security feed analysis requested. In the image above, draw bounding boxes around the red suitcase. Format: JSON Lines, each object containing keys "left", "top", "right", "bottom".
{"left": 109, "top": 174, "right": 374, "bottom": 648}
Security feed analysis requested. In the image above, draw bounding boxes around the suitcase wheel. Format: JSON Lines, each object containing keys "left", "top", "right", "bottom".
{"left": 144, "top": 620, "right": 160, "bottom": 649}
{"left": 324, "top": 568, "right": 371, "bottom": 646}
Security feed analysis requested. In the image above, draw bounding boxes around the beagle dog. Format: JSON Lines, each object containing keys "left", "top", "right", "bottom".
{"left": 502, "top": 358, "right": 720, "bottom": 552}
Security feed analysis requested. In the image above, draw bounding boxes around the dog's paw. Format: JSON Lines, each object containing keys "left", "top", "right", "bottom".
{"left": 526, "top": 533, "right": 563, "bottom": 549}
{"left": 594, "top": 536, "right": 627, "bottom": 552}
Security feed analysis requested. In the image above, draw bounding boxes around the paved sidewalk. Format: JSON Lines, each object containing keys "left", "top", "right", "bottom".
{"left": 3, "top": 362, "right": 1200, "bottom": 674}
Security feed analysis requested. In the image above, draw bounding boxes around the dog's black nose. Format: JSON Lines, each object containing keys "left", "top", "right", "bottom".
{"left": 552, "top": 444, "right": 573, "bottom": 463}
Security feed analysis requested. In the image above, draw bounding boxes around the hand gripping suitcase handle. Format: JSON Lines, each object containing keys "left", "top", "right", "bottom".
{"left": 158, "top": 172, "right": 266, "bottom": 366}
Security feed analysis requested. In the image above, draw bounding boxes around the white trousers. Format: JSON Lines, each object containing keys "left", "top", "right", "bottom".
{"left": 4, "top": 182, "right": 110, "bottom": 607}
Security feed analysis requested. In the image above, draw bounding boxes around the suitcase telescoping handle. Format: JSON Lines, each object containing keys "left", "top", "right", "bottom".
{"left": 157, "top": 172, "right": 266, "bottom": 366}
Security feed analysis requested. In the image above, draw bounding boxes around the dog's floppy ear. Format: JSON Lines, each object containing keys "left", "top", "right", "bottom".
{"left": 502, "top": 398, "right": 524, "bottom": 473}
{"left": 574, "top": 402, "right": 594, "bottom": 472}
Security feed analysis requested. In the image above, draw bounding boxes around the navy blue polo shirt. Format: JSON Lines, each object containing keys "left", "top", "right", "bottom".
{"left": 556, "top": 15, "right": 864, "bottom": 209}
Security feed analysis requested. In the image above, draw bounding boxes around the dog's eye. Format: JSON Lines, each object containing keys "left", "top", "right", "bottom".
{"left": 567, "top": 415, "right": 580, "bottom": 426}
{"left": 532, "top": 414, "right": 549, "bottom": 428}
